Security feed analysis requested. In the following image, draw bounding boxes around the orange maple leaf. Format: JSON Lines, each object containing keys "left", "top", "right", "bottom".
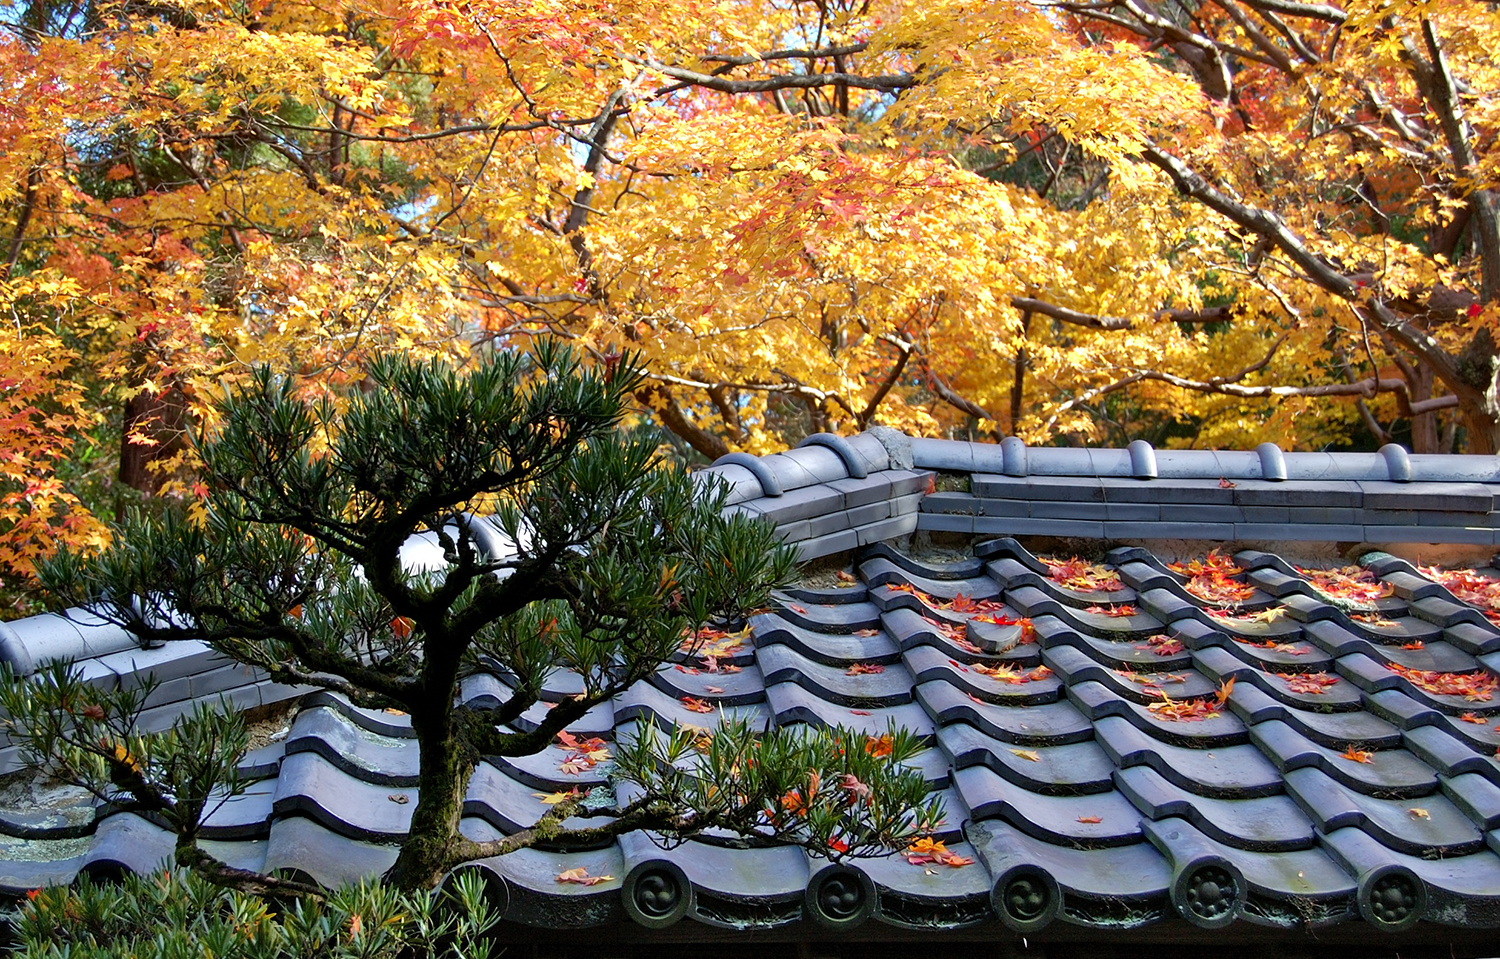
{"left": 556, "top": 868, "right": 614, "bottom": 886}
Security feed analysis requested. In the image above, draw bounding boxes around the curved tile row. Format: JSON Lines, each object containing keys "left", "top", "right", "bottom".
{"left": 6, "top": 538, "right": 1500, "bottom": 935}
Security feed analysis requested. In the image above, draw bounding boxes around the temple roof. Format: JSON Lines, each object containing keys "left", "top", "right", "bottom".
{"left": 2, "top": 431, "right": 1500, "bottom": 943}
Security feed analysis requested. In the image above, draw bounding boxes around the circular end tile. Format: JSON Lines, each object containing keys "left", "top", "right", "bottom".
{"left": 1358, "top": 865, "right": 1425, "bottom": 931}
{"left": 992, "top": 864, "right": 1060, "bottom": 933}
{"left": 1172, "top": 859, "right": 1243, "bottom": 929}
{"left": 805, "top": 865, "right": 875, "bottom": 928}
{"left": 622, "top": 861, "right": 692, "bottom": 929}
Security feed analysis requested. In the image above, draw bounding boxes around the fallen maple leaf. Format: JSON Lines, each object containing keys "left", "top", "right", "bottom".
{"left": 1236, "top": 637, "right": 1309, "bottom": 655}
{"left": 788, "top": 603, "right": 808, "bottom": 615}
{"left": 836, "top": 569, "right": 858, "bottom": 584}
{"left": 1010, "top": 748, "right": 1042, "bottom": 762}
{"left": 1185, "top": 572, "right": 1257, "bottom": 604}
{"left": 1077, "top": 815, "right": 1103, "bottom": 824}
{"left": 1168, "top": 550, "right": 1243, "bottom": 578}
{"left": 1399, "top": 640, "right": 1425, "bottom": 650}
{"left": 864, "top": 734, "right": 895, "bottom": 758}
{"left": 1461, "top": 712, "right": 1488, "bottom": 724}
{"left": 387, "top": 793, "right": 410, "bottom": 804}
{"left": 853, "top": 628, "right": 880, "bottom": 637}
{"left": 704, "top": 685, "right": 724, "bottom": 693}
{"left": 1148, "top": 695, "right": 1222, "bottom": 722}
{"left": 1086, "top": 604, "right": 1138, "bottom": 618}
{"left": 838, "top": 773, "right": 873, "bottom": 803}
{"left": 1218, "top": 477, "right": 1236, "bottom": 489}
{"left": 1341, "top": 745, "right": 1374, "bottom": 764}
{"left": 846, "top": 662, "right": 885, "bottom": 675}
{"left": 1041, "top": 556, "right": 1124, "bottom": 593}
{"left": 1300, "top": 566, "right": 1395, "bottom": 605}
{"left": 942, "top": 592, "right": 1005, "bottom": 614}
{"left": 680, "top": 696, "right": 715, "bottom": 713}
{"left": 534, "top": 790, "right": 580, "bottom": 805}
{"left": 1408, "top": 807, "right": 1431, "bottom": 819}
{"left": 905, "top": 837, "right": 973, "bottom": 867}
{"left": 1216, "top": 676, "right": 1236, "bottom": 705}
{"left": 1386, "top": 663, "right": 1499, "bottom": 702}
{"left": 1275, "top": 670, "right": 1339, "bottom": 695}
{"left": 556, "top": 868, "right": 614, "bottom": 886}
{"left": 1139, "top": 634, "right": 1185, "bottom": 656}
{"left": 850, "top": 709, "right": 873, "bottom": 716}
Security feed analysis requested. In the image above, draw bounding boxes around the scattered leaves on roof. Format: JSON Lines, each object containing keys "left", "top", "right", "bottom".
{"left": 1169, "top": 550, "right": 1243, "bottom": 578}
{"left": 1186, "top": 575, "right": 1257, "bottom": 604}
{"left": 846, "top": 662, "right": 885, "bottom": 675}
{"left": 1041, "top": 557, "right": 1124, "bottom": 593}
{"left": 1085, "top": 604, "right": 1138, "bottom": 618}
{"left": 1209, "top": 606, "right": 1286, "bottom": 624}
{"left": 1235, "top": 636, "right": 1309, "bottom": 655}
{"left": 1386, "top": 664, "right": 1499, "bottom": 702}
{"left": 888, "top": 583, "right": 1004, "bottom": 615}
{"left": 1298, "top": 566, "right": 1394, "bottom": 605}
{"left": 972, "top": 663, "right": 1053, "bottom": 685}
{"left": 1147, "top": 695, "right": 1222, "bottom": 722}
{"left": 1138, "top": 634, "right": 1186, "bottom": 656}
{"left": 556, "top": 731, "right": 612, "bottom": 774}
{"left": 681, "top": 625, "right": 748, "bottom": 660}
{"left": 905, "top": 838, "right": 973, "bottom": 867}
{"left": 1418, "top": 566, "right": 1500, "bottom": 623}
{"left": 1274, "top": 671, "right": 1339, "bottom": 695}
{"left": 1116, "top": 669, "right": 1188, "bottom": 694}
{"left": 556, "top": 868, "right": 613, "bottom": 886}
{"left": 1351, "top": 613, "right": 1400, "bottom": 628}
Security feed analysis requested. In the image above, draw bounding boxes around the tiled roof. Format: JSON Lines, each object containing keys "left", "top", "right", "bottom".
{"left": 3, "top": 431, "right": 1500, "bottom": 941}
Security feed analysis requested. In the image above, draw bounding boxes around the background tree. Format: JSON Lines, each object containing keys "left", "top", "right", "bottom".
{"left": 7, "top": 342, "right": 939, "bottom": 892}
{"left": 1, "top": 0, "right": 1496, "bottom": 590}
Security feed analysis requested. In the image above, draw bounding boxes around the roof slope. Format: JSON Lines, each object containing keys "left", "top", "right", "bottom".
{"left": 2, "top": 431, "right": 1500, "bottom": 939}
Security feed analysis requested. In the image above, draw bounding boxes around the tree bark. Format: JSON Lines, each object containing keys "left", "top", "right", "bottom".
{"left": 384, "top": 708, "right": 474, "bottom": 890}
{"left": 119, "top": 381, "right": 188, "bottom": 493}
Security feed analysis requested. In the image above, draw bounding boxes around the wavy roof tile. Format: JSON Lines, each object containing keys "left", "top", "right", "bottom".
{"left": 3, "top": 430, "right": 1500, "bottom": 945}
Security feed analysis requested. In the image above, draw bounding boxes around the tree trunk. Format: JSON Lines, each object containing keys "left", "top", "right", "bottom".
{"left": 384, "top": 711, "right": 474, "bottom": 891}
{"left": 119, "top": 385, "right": 188, "bottom": 493}
{"left": 1408, "top": 364, "right": 1439, "bottom": 454}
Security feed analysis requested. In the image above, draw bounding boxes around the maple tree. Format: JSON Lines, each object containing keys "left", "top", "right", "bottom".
{"left": 3, "top": 0, "right": 1498, "bottom": 587}
{"left": 2, "top": 346, "right": 943, "bottom": 894}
